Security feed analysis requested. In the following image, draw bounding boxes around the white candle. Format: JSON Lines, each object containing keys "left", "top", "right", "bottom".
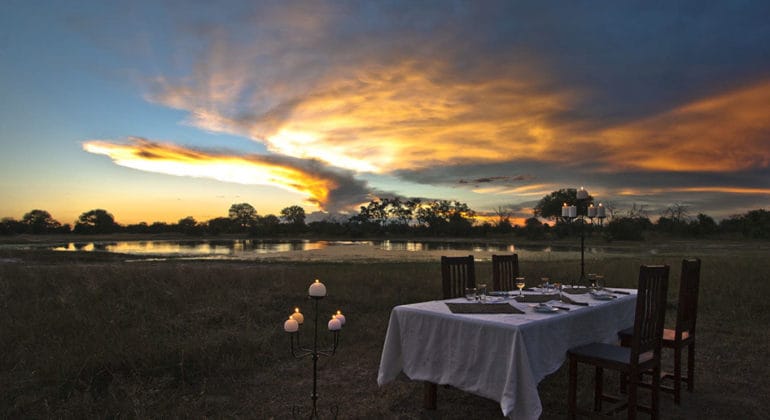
{"left": 291, "top": 307, "right": 304, "bottom": 324}
{"left": 561, "top": 203, "right": 568, "bottom": 217}
{"left": 576, "top": 187, "right": 588, "bottom": 200}
{"left": 334, "top": 310, "right": 346, "bottom": 325}
{"left": 597, "top": 203, "right": 606, "bottom": 218}
{"left": 308, "top": 279, "right": 327, "bottom": 297}
{"left": 328, "top": 317, "right": 342, "bottom": 331}
{"left": 284, "top": 317, "right": 299, "bottom": 333}
{"left": 568, "top": 205, "right": 577, "bottom": 218}
{"left": 588, "top": 204, "right": 597, "bottom": 218}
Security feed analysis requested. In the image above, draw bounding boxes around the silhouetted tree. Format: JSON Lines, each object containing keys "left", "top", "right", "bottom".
{"left": 206, "top": 217, "right": 233, "bottom": 235}
{"left": 22, "top": 209, "right": 63, "bottom": 234}
{"left": 74, "top": 209, "right": 118, "bottom": 234}
{"left": 228, "top": 203, "right": 258, "bottom": 231}
{"left": 1, "top": 217, "right": 25, "bottom": 235}
{"left": 534, "top": 189, "right": 594, "bottom": 221}
{"left": 415, "top": 200, "right": 476, "bottom": 235}
{"left": 280, "top": 205, "right": 306, "bottom": 227}
{"left": 177, "top": 216, "right": 202, "bottom": 235}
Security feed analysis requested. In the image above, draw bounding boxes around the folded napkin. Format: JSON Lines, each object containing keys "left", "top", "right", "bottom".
{"left": 514, "top": 294, "right": 559, "bottom": 304}
{"left": 446, "top": 302, "right": 524, "bottom": 314}
{"left": 562, "top": 287, "right": 590, "bottom": 295}
{"left": 559, "top": 295, "right": 590, "bottom": 306}
{"left": 607, "top": 289, "right": 631, "bottom": 295}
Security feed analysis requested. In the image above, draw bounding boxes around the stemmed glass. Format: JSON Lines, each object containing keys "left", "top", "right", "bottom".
{"left": 515, "top": 277, "right": 526, "bottom": 297}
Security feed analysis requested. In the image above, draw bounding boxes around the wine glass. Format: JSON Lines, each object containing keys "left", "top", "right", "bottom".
{"left": 478, "top": 283, "right": 488, "bottom": 302}
{"left": 515, "top": 277, "right": 526, "bottom": 296}
{"left": 540, "top": 277, "right": 550, "bottom": 295}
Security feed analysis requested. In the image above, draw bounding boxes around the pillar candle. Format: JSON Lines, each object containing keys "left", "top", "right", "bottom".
{"left": 561, "top": 203, "right": 568, "bottom": 217}
{"left": 568, "top": 205, "right": 577, "bottom": 218}
{"left": 597, "top": 203, "right": 606, "bottom": 218}
{"left": 328, "top": 317, "right": 342, "bottom": 331}
{"left": 588, "top": 204, "right": 597, "bottom": 218}
{"left": 334, "top": 310, "right": 346, "bottom": 325}
{"left": 291, "top": 307, "right": 304, "bottom": 324}
{"left": 577, "top": 187, "right": 588, "bottom": 200}
{"left": 308, "top": 279, "right": 327, "bottom": 297}
{"left": 284, "top": 317, "right": 299, "bottom": 333}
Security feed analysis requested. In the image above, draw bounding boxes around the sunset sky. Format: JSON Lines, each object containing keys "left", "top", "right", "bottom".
{"left": 2, "top": 1, "right": 769, "bottom": 225}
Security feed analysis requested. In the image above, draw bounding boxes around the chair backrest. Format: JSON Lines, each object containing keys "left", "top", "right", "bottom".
{"left": 676, "top": 258, "right": 701, "bottom": 338}
{"left": 441, "top": 255, "right": 476, "bottom": 299}
{"left": 492, "top": 254, "right": 519, "bottom": 291}
{"left": 630, "top": 265, "right": 670, "bottom": 364}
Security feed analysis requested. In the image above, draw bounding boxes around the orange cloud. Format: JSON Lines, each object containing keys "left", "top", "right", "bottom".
{"left": 82, "top": 138, "right": 371, "bottom": 211}
{"left": 599, "top": 80, "right": 770, "bottom": 172}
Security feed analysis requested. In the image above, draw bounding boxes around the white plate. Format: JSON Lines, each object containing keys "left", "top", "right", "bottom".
{"left": 534, "top": 304, "right": 559, "bottom": 313}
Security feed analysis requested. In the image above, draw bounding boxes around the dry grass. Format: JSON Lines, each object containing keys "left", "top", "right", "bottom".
{"left": 1, "top": 246, "right": 769, "bottom": 419}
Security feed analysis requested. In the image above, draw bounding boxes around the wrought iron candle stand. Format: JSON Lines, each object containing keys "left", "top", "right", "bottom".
{"left": 285, "top": 282, "right": 342, "bottom": 419}
{"left": 562, "top": 188, "right": 606, "bottom": 286}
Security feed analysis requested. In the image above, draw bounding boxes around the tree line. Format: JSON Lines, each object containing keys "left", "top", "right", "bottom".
{"left": 2, "top": 191, "right": 769, "bottom": 240}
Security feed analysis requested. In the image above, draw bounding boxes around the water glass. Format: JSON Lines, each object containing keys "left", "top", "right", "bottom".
{"left": 464, "top": 287, "right": 477, "bottom": 301}
{"left": 477, "top": 283, "right": 488, "bottom": 302}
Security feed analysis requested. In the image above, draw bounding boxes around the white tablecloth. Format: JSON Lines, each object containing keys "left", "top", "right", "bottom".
{"left": 377, "top": 290, "right": 636, "bottom": 419}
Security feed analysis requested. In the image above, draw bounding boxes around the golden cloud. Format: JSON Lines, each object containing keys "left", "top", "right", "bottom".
{"left": 82, "top": 138, "right": 371, "bottom": 210}
{"left": 599, "top": 80, "right": 770, "bottom": 172}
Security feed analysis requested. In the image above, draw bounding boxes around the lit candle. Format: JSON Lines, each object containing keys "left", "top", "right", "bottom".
{"left": 291, "top": 307, "right": 304, "bottom": 324}
{"left": 308, "top": 279, "right": 327, "bottom": 297}
{"left": 334, "top": 310, "right": 346, "bottom": 325}
{"left": 561, "top": 203, "right": 568, "bottom": 217}
{"left": 284, "top": 316, "right": 299, "bottom": 333}
{"left": 568, "top": 205, "right": 577, "bottom": 218}
{"left": 597, "top": 203, "right": 606, "bottom": 218}
{"left": 576, "top": 187, "right": 588, "bottom": 200}
{"left": 328, "top": 316, "right": 342, "bottom": 331}
{"left": 588, "top": 204, "right": 597, "bottom": 218}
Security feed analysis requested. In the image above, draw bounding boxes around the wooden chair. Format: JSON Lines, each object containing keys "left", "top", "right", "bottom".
{"left": 492, "top": 254, "right": 519, "bottom": 291}
{"left": 425, "top": 255, "right": 477, "bottom": 409}
{"left": 440, "top": 255, "right": 476, "bottom": 299}
{"left": 619, "top": 258, "right": 701, "bottom": 404}
{"left": 567, "top": 264, "right": 669, "bottom": 419}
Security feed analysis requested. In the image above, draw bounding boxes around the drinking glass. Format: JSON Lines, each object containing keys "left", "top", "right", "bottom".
{"left": 540, "top": 277, "right": 550, "bottom": 295}
{"left": 594, "top": 274, "right": 604, "bottom": 289}
{"left": 478, "top": 283, "right": 488, "bottom": 302}
{"left": 464, "top": 287, "right": 477, "bottom": 301}
{"left": 515, "top": 277, "right": 526, "bottom": 296}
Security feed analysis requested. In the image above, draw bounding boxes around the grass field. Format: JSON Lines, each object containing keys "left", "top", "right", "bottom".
{"left": 1, "top": 244, "right": 769, "bottom": 419}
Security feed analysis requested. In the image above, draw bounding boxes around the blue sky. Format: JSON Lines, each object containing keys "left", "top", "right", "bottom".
{"left": 2, "top": 1, "right": 769, "bottom": 225}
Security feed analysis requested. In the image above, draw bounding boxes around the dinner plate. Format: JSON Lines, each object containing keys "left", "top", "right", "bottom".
{"left": 590, "top": 292, "right": 616, "bottom": 300}
{"left": 534, "top": 304, "right": 559, "bottom": 313}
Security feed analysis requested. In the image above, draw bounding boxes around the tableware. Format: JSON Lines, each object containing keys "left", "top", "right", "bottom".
{"left": 589, "top": 290, "right": 616, "bottom": 300}
{"left": 515, "top": 277, "right": 526, "bottom": 296}
{"left": 464, "top": 287, "right": 477, "bottom": 301}
{"left": 478, "top": 283, "right": 488, "bottom": 302}
{"left": 534, "top": 303, "right": 559, "bottom": 313}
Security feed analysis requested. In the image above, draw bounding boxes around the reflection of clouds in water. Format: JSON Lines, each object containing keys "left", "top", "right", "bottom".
{"left": 41, "top": 239, "right": 666, "bottom": 262}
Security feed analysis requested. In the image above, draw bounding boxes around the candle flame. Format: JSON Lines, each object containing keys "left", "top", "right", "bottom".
{"left": 295, "top": 307, "right": 300, "bottom": 313}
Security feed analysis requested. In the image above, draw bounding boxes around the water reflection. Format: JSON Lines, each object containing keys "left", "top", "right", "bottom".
{"left": 43, "top": 239, "right": 617, "bottom": 260}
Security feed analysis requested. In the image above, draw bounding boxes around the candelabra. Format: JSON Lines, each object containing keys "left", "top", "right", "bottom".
{"left": 561, "top": 187, "right": 606, "bottom": 286}
{"left": 283, "top": 280, "right": 346, "bottom": 419}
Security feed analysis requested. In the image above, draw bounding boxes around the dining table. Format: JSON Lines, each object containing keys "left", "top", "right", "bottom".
{"left": 377, "top": 287, "right": 637, "bottom": 420}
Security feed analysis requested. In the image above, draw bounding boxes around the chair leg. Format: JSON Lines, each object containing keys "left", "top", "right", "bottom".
{"left": 568, "top": 357, "right": 577, "bottom": 419}
{"left": 652, "top": 363, "right": 661, "bottom": 420}
{"left": 619, "top": 371, "right": 627, "bottom": 394}
{"left": 594, "top": 366, "right": 603, "bottom": 412}
{"left": 628, "top": 371, "right": 638, "bottom": 420}
{"left": 423, "top": 382, "right": 437, "bottom": 410}
{"left": 687, "top": 342, "right": 695, "bottom": 392}
{"left": 673, "top": 345, "right": 682, "bottom": 404}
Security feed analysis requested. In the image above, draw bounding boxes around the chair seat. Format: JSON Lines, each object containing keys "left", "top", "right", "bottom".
{"left": 619, "top": 327, "right": 691, "bottom": 345}
{"left": 569, "top": 342, "right": 654, "bottom": 370}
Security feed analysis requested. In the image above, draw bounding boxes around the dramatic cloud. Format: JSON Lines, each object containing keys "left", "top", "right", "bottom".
{"left": 83, "top": 138, "right": 372, "bottom": 212}
{"left": 82, "top": 2, "right": 770, "bottom": 219}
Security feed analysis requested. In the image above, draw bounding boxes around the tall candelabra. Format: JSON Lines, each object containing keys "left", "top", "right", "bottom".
{"left": 283, "top": 279, "right": 346, "bottom": 419}
{"left": 561, "top": 187, "right": 606, "bottom": 286}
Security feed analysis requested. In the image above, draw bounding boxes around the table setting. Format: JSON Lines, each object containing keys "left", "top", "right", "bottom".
{"left": 378, "top": 279, "right": 637, "bottom": 420}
